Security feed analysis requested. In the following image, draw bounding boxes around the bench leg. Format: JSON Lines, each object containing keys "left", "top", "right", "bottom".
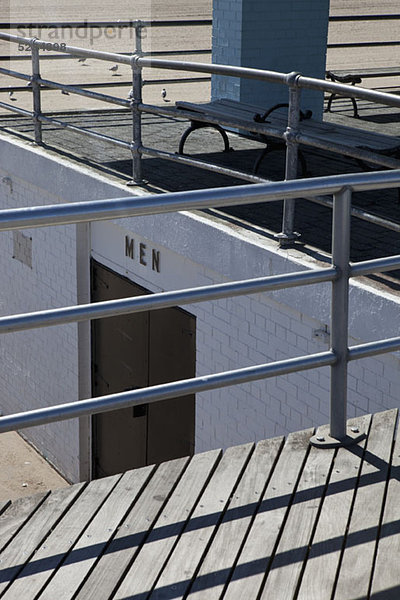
{"left": 254, "top": 143, "right": 308, "bottom": 177}
{"left": 178, "top": 121, "right": 231, "bottom": 155}
{"left": 325, "top": 92, "right": 359, "bottom": 118}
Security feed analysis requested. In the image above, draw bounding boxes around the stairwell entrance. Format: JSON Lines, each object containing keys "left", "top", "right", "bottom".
{"left": 91, "top": 260, "right": 196, "bottom": 477}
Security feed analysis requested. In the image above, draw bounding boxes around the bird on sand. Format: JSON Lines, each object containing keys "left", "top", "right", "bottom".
{"left": 161, "top": 88, "right": 170, "bottom": 102}
{"left": 61, "top": 89, "right": 70, "bottom": 95}
{"left": 109, "top": 64, "right": 119, "bottom": 75}
{"left": 8, "top": 90, "right": 17, "bottom": 101}
{"left": 78, "top": 57, "right": 87, "bottom": 65}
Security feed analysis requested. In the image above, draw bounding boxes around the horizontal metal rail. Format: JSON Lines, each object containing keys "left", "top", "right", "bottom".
{"left": 309, "top": 195, "right": 400, "bottom": 234}
{"left": 1, "top": 253, "right": 399, "bottom": 335}
{"left": 140, "top": 145, "right": 268, "bottom": 184}
{"left": 9, "top": 31, "right": 397, "bottom": 107}
{"left": 37, "top": 113, "right": 131, "bottom": 149}
{"left": 1, "top": 170, "right": 400, "bottom": 232}
{"left": 0, "top": 351, "right": 336, "bottom": 433}
{"left": 348, "top": 337, "right": 400, "bottom": 361}
{"left": 37, "top": 76, "right": 130, "bottom": 107}
{"left": 350, "top": 255, "right": 400, "bottom": 277}
{"left": 0, "top": 268, "right": 337, "bottom": 334}
{"left": 2, "top": 31, "right": 400, "bottom": 242}
{"left": 0, "top": 100, "right": 33, "bottom": 117}
{"left": 0, "top": 173, "right": 397, "bottom": 445}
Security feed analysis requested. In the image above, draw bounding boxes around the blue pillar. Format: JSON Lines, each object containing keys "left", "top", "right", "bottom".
{"left": 212, "top": 0, "right": 330, "bottom": 120}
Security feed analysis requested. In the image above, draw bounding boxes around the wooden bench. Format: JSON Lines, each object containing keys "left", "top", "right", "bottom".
{"left": 326, "top": 68, "right": 400, "bottom": 118}
{"left": 175, "top": 98, "right": 400, "bottom": 176}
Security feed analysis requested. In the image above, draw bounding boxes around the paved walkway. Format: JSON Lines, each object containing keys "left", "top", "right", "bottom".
{"left": 0, "top": 432, "right": 69, "bottom": 501}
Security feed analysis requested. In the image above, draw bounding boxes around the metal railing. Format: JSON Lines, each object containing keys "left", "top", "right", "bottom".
{"left": 0, "top": 170, "right": 399, "bottom": 449}
{"left": 1, "top": 32, "right": 400, "bottom": 243}
{"left": 0, "top": 19, "right": 211, "bottom": 92}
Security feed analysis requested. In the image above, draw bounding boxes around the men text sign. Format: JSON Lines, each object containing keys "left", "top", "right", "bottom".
{"left": 125, "top": 235, "right": 160, "bottom": 273}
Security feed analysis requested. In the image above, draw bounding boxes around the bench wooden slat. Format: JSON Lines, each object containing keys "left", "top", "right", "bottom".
{"left": 176, "top": 99, "right": 400, "bottom": 154}
{"left": 328, "top": 67, "right": 400, "bottom": 79}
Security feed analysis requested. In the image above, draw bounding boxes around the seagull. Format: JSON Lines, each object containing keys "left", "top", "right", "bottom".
{"left": 109, "top": 64, "right": 119, "bottom": 75}
{"left": 61, "top": 89, "right": 70, "bottom": 95}
{"left": 127, "top": 88, "right": 134, "bottom": 99}
{"left": 8, "top": 90, "right": 17, "bottom": 101}
{"left": 26, "top": 80, "right": 33, "bottom": 87}
{"left": 161, "top": 88, "right": 170, "bottom": 102}
{"left": 78, "top": 57, "right": 87, "bottom": 65}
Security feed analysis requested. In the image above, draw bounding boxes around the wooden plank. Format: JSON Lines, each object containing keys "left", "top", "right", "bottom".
{"left": 296, "top": 413, "right": 372, "bottom": 599}
{"left": 209, "top": 429, "right": 313, "bottom": 600}
{"left": 259, "top": 424, "right": 336, "bottom": 599}
{"left": 334, "top": 409, "right": 398, "bottom": 600}
{"left": 134, "top": 442, "right": 255, "bottom": 600}
{"left": 0, "top": 484, "right": 84, "bottom": 595}
{"left": 2, "top": 469, "right": 153, "bottom": 600}
{"left": 81, "top": 449, "right": 221, "bottom": 600}
{"left": 369, "top": 410, "right": 400, "bottom": 598}
{"left": 0, "top": 493, "right": 48, "bottom": 554}
{"left": 38, "top": 457, "right": 189, "bottom": 600}
{"left": 187, "top": 436, "right": 284, "bottom": 600}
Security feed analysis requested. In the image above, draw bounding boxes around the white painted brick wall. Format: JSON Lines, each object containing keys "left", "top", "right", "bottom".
{"left": 212, "top": 0, "right": 330, "bottom": 118}
{"left": 1, "top": 134, "right": 399, "bottom": 479}
{"left": 0, "top": 175, "right": 79, "bottom": 481}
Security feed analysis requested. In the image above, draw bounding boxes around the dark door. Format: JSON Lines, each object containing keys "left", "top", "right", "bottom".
{"left": 91, "top": 260, "right": 195, "bottom": 477}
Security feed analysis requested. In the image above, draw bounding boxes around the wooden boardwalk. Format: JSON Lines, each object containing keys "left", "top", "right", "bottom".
{"left": 0, "top": 409, "right": 399, "bottom": 599}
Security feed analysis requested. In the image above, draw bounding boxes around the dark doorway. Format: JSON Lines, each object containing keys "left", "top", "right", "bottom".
{"left": 91, "top": 260, "right": 196, "bottom": 477}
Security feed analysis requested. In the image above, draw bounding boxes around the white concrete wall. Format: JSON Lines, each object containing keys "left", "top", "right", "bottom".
{"left": 0, "top": 133, "right": 399, "bottom": 480}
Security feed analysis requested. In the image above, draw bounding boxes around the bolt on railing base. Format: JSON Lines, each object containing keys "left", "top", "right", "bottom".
{"left": 310, "top": 426, "right": 366, "bottom": 449}
{"left": 274, "top": 230, "right": 301, "bottom": 246}
{"left": 126, "top": 178, "right": 146, "bottom": 187}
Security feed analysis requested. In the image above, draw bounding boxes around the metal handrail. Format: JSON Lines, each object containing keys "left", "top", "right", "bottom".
{"left": 0, "top": 170, "right": 399, "bottom": 447}
{"left": 1, "top": 31, "right": 400, "bottom": 240}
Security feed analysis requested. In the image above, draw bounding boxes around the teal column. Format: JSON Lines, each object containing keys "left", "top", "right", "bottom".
{"left": 212, "top": 0, "right": 330, "bottom": 120}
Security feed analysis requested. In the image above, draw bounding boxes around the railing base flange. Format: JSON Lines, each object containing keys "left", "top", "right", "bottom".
{"left": 126, "top": 179, "right": 146, "bottom": 187}
{"left": 274, "top": 231, "right": 301, "bottom": 246}
{"left": 310, "top": 427, "right": 366, "bottom": 448}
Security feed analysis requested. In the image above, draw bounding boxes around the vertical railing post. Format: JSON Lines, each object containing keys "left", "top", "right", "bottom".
{"left": 128, "top": 21, "right": 144, "bottom": 185}
{"left": 311, "top": 186, "right": 364, "bottom": 448}
{"left": 276, "top": 72, "right": 301, "bottom": 246}
{"left": 31, "top": 39, "right": 42, "bottom": 144}
{"left": 330, "top": 187, "right": 351, "bottom": 440}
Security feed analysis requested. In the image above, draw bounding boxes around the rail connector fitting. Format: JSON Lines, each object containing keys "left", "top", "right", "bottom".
{"left": 130, "top": 141, "right": 143, "bottom": 155}
{"left": 283, "top": 126, "right": 299, "bottom": 144}
{"left": 285, "top": 71, "right": 302, "bottom": 87}
{"left": 130, "top": 54, "right": 142, "bottom": 68}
